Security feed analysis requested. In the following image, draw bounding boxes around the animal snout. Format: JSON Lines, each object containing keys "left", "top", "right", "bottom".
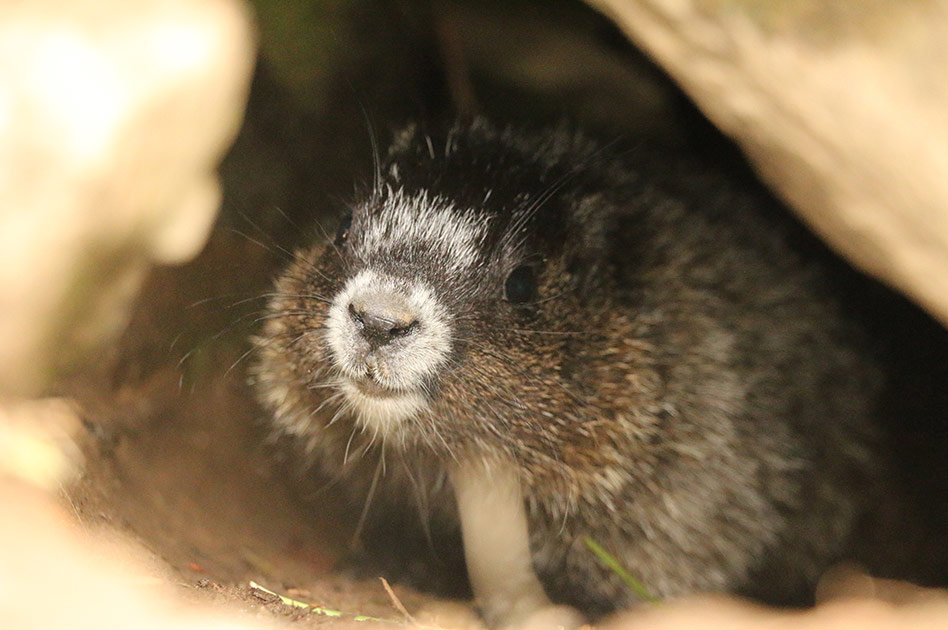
{"left": 348, "top": 292, "right": 420, "bottom": 349}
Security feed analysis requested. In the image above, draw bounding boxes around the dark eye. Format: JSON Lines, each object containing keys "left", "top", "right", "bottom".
{"left": 335, "top": 213, "right": 352, "bottom": 244}
{"left": 504, "top": 265, "right": 537, "bottom": 304}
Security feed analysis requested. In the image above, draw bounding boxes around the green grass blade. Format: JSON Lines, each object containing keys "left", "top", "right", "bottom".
{"left": 582, "top": 536, "right": 659, "bottom": 603}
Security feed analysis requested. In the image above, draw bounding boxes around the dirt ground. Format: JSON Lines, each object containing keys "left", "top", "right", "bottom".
{"left": 59, "top": 221, "right": 476, "bottom": 628}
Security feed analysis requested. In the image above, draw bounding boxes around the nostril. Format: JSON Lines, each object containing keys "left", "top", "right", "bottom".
{"left": 347, "top": 295, "right": 419, "bottom": 349}
{"left": 347, "top": 302, "right": 365, "bottom": 325}
{"left": 389, "top": 320, "right": 420, "bottom": 338}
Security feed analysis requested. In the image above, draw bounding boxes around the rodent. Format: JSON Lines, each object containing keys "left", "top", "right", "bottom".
{"left": 251, "top": 118, "right": 885, "bottom": 622}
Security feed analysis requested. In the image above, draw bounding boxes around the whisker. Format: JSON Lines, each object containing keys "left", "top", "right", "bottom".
{"left": 312, "top": 218, "right": 351, "bottom": 273}
{"left": 228, "top": 227, "right": 289, "bottom": 260}
{"left": 352, "top": 454, "right": 384, "bottom": 546}
{"left": 343, "top": 424, "right": 360, "bottom": 466}
{"left": 357, "top": 101, "right": 382, "bottom": 201}
{"left": 237, "top": 210, "right": 299, "bottom": 261}
{"left": 223, "top": 341, "right": 272, "bottom": 379}
{"left": 270, "top": 204, "right": 304, "bottom": 233}
{"left": 493, "top": 328, "right": 590, "bottom": 337}
{"left": 232, "top": 292, "right": 333, "bottom": 307}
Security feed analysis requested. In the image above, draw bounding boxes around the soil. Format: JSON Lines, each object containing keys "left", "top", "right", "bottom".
{"left": 62, "top": 257, "right": 473, "bottom": 629}
{"left": 56, "top": 192, "right": 483, "bottom": 625}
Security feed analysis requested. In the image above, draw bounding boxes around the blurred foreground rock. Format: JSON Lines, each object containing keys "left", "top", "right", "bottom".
{"left": 0, "top": 0, "right": 255, "bottom": 396}
{"left": 590, "top": 0, "right": 948, "bottom": 327}
{"left": 603, "top": 581, "right": 948, "bottom": 630}
{"left": 0, "top": 0, "right": 262, "bottom": 628}
{"left": 0, "top": 477, "right": 278, "bottom": 630}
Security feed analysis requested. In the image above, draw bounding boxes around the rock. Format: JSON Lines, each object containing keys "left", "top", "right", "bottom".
{"left": 0, "top": 0, "right": 255, "bottom": 396}
{"left": 588, "top": 0, "right": 948, "bottom": 327}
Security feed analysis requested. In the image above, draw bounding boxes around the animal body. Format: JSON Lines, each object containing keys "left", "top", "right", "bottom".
{"left": 252, "top": 119, "right": 884, "bottom": 623}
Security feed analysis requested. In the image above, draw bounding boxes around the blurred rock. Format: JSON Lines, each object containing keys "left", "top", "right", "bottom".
{"left": 0, "top": 478, "right": 278, "bottom": 630}
{"left": 600, "top": 590, "right": 948, "bottom": 630}
{"left": 0, "top": 0, "right": 255, "bottom": 396}
{"left": 589, "top": 0, "right": 948, "bottom": 327}
{"left": 0, "top": 397, "right": 82, "bottom": 490}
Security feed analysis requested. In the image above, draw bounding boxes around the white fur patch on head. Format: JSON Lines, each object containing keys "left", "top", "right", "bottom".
{"left": 354, "top": 188, "right": 489, "bottom": 274}
{"left": 325, "top": 268, "right": 452, "bottom": 433}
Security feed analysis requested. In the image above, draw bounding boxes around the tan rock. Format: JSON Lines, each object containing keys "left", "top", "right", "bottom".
{"left": 0, "top": 477, "right": 278, "bottom": 630}
{"left": 588, "top": 0, "right": 948, "bottom": 327}
{"left": 0, "top": 0, "right": 255, "bottom": 396}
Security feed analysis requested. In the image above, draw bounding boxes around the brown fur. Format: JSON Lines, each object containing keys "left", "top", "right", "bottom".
{"left": 252, "top": 120, "right": 884, "bottom": 616}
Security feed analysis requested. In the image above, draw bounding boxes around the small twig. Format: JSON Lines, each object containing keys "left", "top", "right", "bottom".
{"left": 249, "top": 579, "right": 459, "bottom": 630}
{"left": 380, "top": 577, "right": 418, "bottom": 625}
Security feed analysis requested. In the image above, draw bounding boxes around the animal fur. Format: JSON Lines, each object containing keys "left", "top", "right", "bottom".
{"left": 251, "top": 119, "right": 884, "bottom": 617}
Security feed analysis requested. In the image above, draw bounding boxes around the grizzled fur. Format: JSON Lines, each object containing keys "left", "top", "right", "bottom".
{"left": 252, "top": 119, "right": 883, "bottom": 616}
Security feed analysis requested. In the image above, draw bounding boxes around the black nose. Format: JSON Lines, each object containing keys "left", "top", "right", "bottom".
{"left": 348, "top": 293, "right": 420, "bottom": 349}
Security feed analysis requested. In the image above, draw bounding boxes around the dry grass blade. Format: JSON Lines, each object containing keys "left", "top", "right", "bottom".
{"left": 380, "top": 577, "right": 418, "bottom": 624}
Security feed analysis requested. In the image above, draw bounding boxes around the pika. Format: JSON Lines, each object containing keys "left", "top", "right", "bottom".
{"left": 252, "top": 119, "right": 884, "bottom": 624}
